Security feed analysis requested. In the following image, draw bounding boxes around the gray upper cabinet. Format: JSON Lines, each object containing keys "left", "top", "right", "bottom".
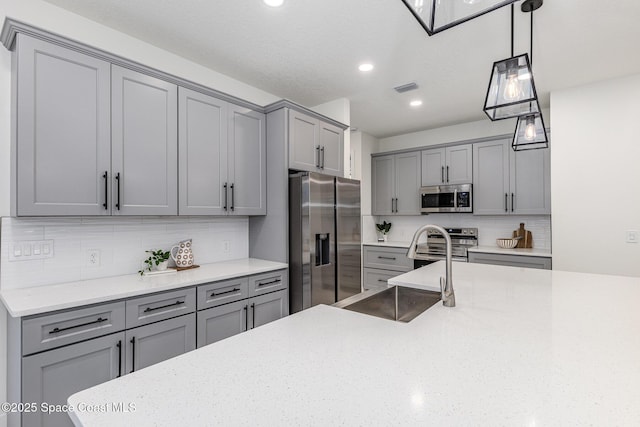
{"left": 112, "top": 65, "right": 178, "bottom": 215}
{"left": 228, "top": 104, "right": 267, "bottom": 215}
{"left": 371, "top": 152, "right": 421, "bottom": 215}
{"left": 473, "top": 139, "right": 550, "bottom": 215}
{"left": 421, "top": 144, "right": 472, "bottom": 186}
{"left": 178, "top": 89, "right": 265, "bottom": 216}
{"left": 15, "top": 34, "right": 111, "bottom": 216}
{"left": 288, "top": 109, "right": 344, "bottom": 177}
{"left": 178, "top": 87, "right": 227, "bottom": 215}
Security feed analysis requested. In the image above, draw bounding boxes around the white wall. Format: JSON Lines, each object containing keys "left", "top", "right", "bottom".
{"left": 377, "top": 108, "right": 551, "bottom": 153}
{"left": 551, "top": 74, "right": 640, "bottom": 277}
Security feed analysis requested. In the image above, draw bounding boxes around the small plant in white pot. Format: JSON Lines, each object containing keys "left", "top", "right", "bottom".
{"left": 376, "top": 221, "right": 392, "bottom": 242}
{"left": 139, "top": 249, "right": 171, "bottom": 275}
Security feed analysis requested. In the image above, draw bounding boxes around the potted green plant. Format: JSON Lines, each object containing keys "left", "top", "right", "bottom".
{"left": 376, "top": 221, "right": 392, "bottom": 242}
{"left": 139, "top": 249, "right": 171, "bottom": 275}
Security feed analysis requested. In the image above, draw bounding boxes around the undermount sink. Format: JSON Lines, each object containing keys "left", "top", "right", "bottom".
{"left": 336, "top": 286, "right": 441, "bottom": 323}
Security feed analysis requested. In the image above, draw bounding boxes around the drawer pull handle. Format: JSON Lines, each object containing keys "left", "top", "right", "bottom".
{"left": 377, "top": 256, "right": 397, "bottom": 260}
{"left": 257, "top": 279, "right": 281, "bottom": 287}
{"left": 377, "top": 279, "right": 388, "bottom": 283}
{"left": 49, "top": 317, "right": 108, "bottom": 334}
{"left": 130, "top": 337, "right": 136, "bottom": 373}
{"left": 211, "top": 288, "right": 240, "bottom": 297}
{"left": 116, "top": 340, "right": 122, "bottom": 377}
{"left": 143, "top": 300, "right": 184, "bottom": 313}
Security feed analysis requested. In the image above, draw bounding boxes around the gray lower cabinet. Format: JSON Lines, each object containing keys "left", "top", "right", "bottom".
{"left": 197, "top": 300, "right": 247, "bottom": 347}
{"left": 363, "top": 268, "right": 400, "bottom": 291}
{"left": 371, "top": 152, "right": 421, "bottom": 215}
{"left": 363, "top": 245, "right": 413, "bottom": 291}
{"left": 21, "top": 332, "right": 124, "bottom": 427}
{"left": 111, "top": 65, "right": 178, "bottom": 215}
{"left": 125, "top": 314, "right": 196, "bottom": 373}
{"left": 473, "top": 139, "right": 550, "bottom": 215}
{"left": 249, "top": 289, "right": 288, "bottom": 329}
{"left": 468, "top": 252, "right": 552, "bottom": 270}
{"left": 14, "top": 34, "right": 111, "bottom": 216}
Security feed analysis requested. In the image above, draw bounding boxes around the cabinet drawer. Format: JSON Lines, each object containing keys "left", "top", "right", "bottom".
{"left": 363, "top": 246, "right": 413, "bottom": 272}
{"left": 363, "top": 268, "right": 399, "bottom": 291}
{"left": 125, "top": 288, "right": 196, "bottom": 328}
{"left": 22, "top": 302, "right": 125, "bottom": 356}
{"left": 197, "top": 277, "right": 249, "bottom": 310}
{"left": 248, "top": 269, "right": 288, "bottom": 297}
{"left": 468, "top": 252, "right": 552, "bottom": 270}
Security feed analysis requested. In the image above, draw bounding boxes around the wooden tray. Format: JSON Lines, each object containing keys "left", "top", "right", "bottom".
{"left": 173, "top": 264, "right": 200, "bottom": 271}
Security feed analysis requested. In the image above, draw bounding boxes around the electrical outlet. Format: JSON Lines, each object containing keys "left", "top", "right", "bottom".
{"left": 87, "top": 249, "right": 101, "bottom": 267}
{"left": 626, "top": 230, "right": 639, "bottom": 244}
{"left": 223, "top": 240, "right": 230, "bottom": 253}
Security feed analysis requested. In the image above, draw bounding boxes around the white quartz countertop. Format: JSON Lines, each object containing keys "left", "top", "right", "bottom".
{"left": 362, "top": 240, "right": 411, "bottom": 248}
{"left": 468, "top": 245, "right": 552, "bottom": 257}
{"left": 68, "top": 263, "right": 640, "bottom": 426}
{"left": 0, "top": 258, "right": 287, "bottom": 317}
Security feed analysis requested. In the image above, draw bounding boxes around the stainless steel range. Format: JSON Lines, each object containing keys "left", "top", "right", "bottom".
{"left": 413, "top": 227, "right": 478, "bottom": 268}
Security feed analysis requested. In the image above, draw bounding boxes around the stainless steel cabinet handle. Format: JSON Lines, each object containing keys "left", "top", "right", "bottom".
{"left": 251, "top": 303, "right": 256, "bottom": 329}
{"left": 211, "top": 288, "right": 239, "bottom": 297}
{"left": 441, "top": 166, "right": 444, "bottom": 183}
{"left": 505, "top": 193, "right": 508, "bottom": 212}
{"left": 230, "top": 183, "right": 235, "bottom": 211}
{"left": 320, "top": 146, "right": 325, "bottom": 169}
{"left": 378, "top": 256, "right": 397, "bottom": 260}
{"left": 143, "top": 300, "right": 184, "bottom": 313}
{"left": 102, "top": 171, "right": 108, "bottom": 210}
{"left": 316, "top": 146, "right": 321, "bottom": 168}
{"left": 223, "top": 182, "right": 228, "bottom": 211}
{"left": 117, "top": 340, "right": 122, "bottom": 377}
{"left": 115, "top": 173, "right": 121, "bottom": 210}
{"left": 257, "top": 279, "right": 281, "bottom": 287}
{"left": 49, "top": 317, "right": 108, "bottom": 334}
{"left": 446, "top": 166, "right": 449, "bottom": 183}
{"left": 130, "top": 337, "right": 136, "bottom": 373}
{"left": 511, "top": 193, "right": 514, "bottom": 212}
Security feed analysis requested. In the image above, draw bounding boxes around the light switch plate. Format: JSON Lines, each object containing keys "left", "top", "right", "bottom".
{"left": 8, "top": 240, "right": 54, "bottom": 261}
{"left": 626, "top": 230, "right": 639, "bottom": 243}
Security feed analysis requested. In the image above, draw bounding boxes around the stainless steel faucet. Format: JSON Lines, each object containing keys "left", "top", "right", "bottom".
{"left": 406, "top": 224, "right": 455, "bottom": 307}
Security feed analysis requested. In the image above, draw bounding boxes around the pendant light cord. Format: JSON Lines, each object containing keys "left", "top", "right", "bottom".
{"left": 530, "top": 8, "right": 534, "bottom": 65}
{"left": 510, "top": 4, "right": 514, "bottom": 57}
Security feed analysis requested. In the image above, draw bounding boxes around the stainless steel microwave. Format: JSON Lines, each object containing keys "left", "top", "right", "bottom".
{"left": 420, "top": 184, "right": 473, "bottom": 213}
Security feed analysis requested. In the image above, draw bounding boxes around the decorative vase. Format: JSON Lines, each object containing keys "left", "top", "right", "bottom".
{"left": 382, "top": 234, "right": 388, "bottom": 242}
{"left": 154, "top": 260, "right": 169, "bottom": 271}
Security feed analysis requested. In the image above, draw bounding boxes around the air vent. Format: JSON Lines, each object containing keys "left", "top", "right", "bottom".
{"left": 393, "top": 82, "right": 419, "bottom": 93}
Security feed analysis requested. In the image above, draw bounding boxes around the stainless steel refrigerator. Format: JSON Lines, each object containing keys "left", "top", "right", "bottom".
{"left": 289, "top": 172, "right": 361, "bottom": 313}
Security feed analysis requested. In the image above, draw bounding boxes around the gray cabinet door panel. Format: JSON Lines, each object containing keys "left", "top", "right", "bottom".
{"left": 473, "top": 139, "right": 510, "bottom": 215}
{"left": 363, "top": 246, "right": 413, "bottom": 271}
{"left": 196, "top": 300, "right": 247, "bottom": 348}
{"left": 372, "top": 155, "right": 394, "bottom": 215}
{"left": 22, "top": 332, "right": 124, "bottom": 427}
{"left": 16, "top": 34, "right": 111, "bottom": 216}
{"left": 469, "top": 252, "right": 552, "bottom": 270}
{"left": 394, "top": 152, "right": 421, "bottom": 215}
{"left": 249, "top": 290, "right": 288, "bottom": 329}
{"left": 446, "top": 144, "right": 473, "bottom": 184}
{"left": 319, "top": 121, "right": 344, "bottom": 176}
{"left": 197, "top": 277, "right": 249, "bottom": 310}
{"left": 229, "top": 105, "right": 266, "bottom": 215}
{"left": 288, "top": 110, "right": 319, "bottom": 171}
{"left": 421, "top": 148, "right": 445, "bottom": 186}
{"left": 125, "top": 288, "right": 196, "bottom": 328}
{"left": 112, "top": 65, "right": 178, "bottom": 215}
{"left": 511, "top": 147, "right": 551, "bottom": 215}
{"left": 125, "top": 314, "right": 196, "bottom": 373}
{"left": 248, "top": 269, "right": 288, "bottom": 297}
{"left": 178, "top": 87, "right": 227, "bottom": 215}
{"left": 363, "top": 268, "right": 398, "bottom": 291}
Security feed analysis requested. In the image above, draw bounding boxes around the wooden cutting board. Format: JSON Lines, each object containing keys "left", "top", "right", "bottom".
{"left": 512, "top": 223, "right": 533, "bottom": 248}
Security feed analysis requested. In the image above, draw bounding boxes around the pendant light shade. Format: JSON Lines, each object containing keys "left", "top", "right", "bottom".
{"left": 400, "top": 0, "right": 517, "bottom": 36}
{"left": 512, "top": 110, "right": 548, "bottom": 151}
{"left": 483, "top": 53, "right": 539, "bottom": 121}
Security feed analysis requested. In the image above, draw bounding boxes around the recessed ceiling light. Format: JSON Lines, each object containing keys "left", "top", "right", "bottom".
{"left": 358, "top": 63, "right": 374, "bottom": 72}
{"left": 263, "top": 0, "right": 284, "bottom": 7}
{"left": 410, "top": 100, "right": 423, "bottom": 107}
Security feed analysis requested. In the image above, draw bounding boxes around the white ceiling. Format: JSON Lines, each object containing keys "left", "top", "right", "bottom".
{"left": 43, "top": 0, "right": 640, "bottom": 138}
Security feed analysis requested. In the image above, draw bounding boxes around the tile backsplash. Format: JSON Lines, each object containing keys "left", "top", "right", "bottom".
{"left": 366, "top": 214, "right": 551, "bottom": 250}
{"left": 0, "top": 216, "right": 249, "bottom": 290}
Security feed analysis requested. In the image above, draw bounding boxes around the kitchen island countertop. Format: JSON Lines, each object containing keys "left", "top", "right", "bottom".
{"left": 68, "top": 262, "right": 640, "bottom": 426}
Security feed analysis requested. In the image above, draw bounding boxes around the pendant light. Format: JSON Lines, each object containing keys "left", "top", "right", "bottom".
{"left": 483, "top": 4, "right": 539, "bottom": 121}
{"left": 400, "top": 0, "right": 517, "bottom": 36}
{"left": 512, "top": 0, "right": 548, "bottom": 151}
